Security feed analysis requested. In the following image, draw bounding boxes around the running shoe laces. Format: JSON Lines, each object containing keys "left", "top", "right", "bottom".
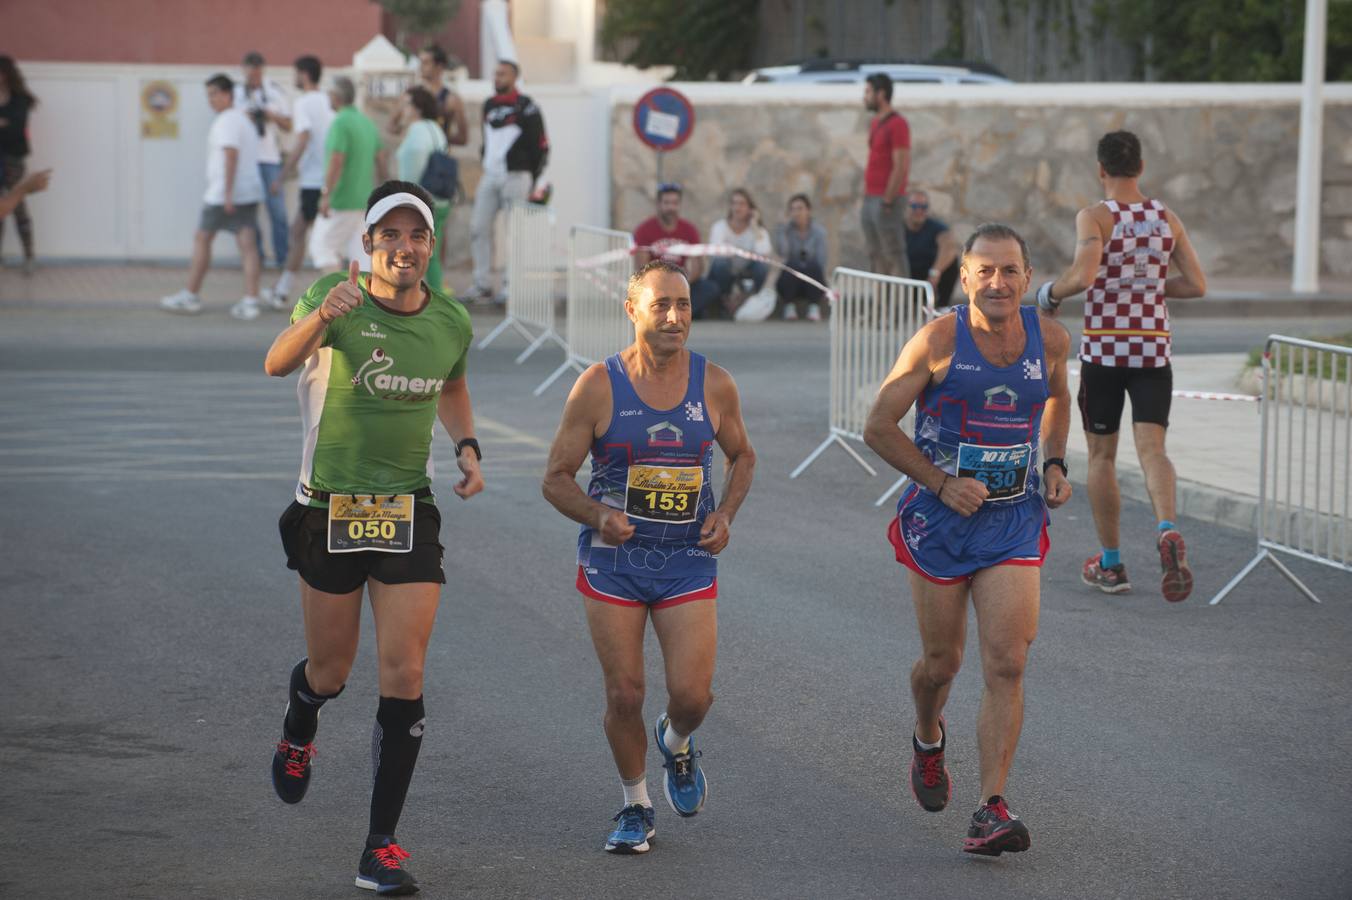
{"left": 277, "top": 739, "right": 316, "bottom": 778}
{"left": 666, "top": 748, "right": 701, "bottom": 781}
{"left": 917, "top": 751, "right": 945, "bottom": 788}
{"left": 613, "top": 805, "right": 649, "bottom": 830}
{"left": 371, "top": 844, "right": 411, "bottom": 870}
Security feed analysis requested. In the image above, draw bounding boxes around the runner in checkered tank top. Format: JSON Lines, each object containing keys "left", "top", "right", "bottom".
{"left": 1034, "top": 130, "right": 1208, "bottom": 604}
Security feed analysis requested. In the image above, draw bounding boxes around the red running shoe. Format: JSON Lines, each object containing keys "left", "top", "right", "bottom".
{"left": 1158, "top": 530, "right": 1193, "bottom": 602}
{"left": 909, "top": 716, "right": 951, "bottom": 812}
{"left": 1081, "top": 554, "right": 1131, "bottom": 594}
{"left": 963, "top": 795, "right": 1031, "bottom": 856}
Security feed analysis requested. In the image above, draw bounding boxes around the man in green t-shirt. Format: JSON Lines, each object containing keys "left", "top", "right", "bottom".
{"left": 263, "top": 180, "right": 480, "bottom": 896}
{"left": 312, "top": 75, "right": 386, "bottom": 270}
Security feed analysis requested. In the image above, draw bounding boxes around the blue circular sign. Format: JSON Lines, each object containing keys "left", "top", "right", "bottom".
{"left": 633, "top": 87, "right": 695, "bottom": 152}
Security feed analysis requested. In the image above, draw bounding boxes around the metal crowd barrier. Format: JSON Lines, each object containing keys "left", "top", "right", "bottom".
{"left": 790, "top": 267, "right": 934, "bottom": 483}
{"left": 534, "top": 225, "right": 635, "bottom": 396}
{"left": 476, "top": 202, "right": 567, "bottom": 363}
{"left": 1212, "top": 335, "right": 1352, "bottom": 604}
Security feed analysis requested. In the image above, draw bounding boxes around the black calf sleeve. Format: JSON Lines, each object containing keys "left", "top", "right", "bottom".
{"left": 283, "top": 658, "right": 343, "bottom": 744}
{"left": 368, "top": 695, "right": 426, "bottom": 839}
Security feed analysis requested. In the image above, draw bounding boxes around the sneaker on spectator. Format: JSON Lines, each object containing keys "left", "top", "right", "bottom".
{"left": 230, "top": 296, "right": 262, "bottom": 321}
{"left": 806, "top": 303, "right": 822, "bottom": 322}
{"left": 160, "top": 290, "right": 203, "bottom": 315}
{"left": 783, "top": 305, "right": 799, "bottom": 321}
{"left": 261, "top": 286, "right": 289, "bottom": 312}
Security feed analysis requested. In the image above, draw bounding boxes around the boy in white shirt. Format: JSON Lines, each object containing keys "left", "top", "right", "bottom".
{"left": 159, "top": 74, "right": 264, "bottom": 319}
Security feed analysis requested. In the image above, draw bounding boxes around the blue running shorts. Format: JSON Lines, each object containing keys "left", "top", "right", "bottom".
{"left": 888, "top": 483, "right": 1049, "bottom": 584}
{"left": 576, "top": 566, "right": 717, "bottom": 609}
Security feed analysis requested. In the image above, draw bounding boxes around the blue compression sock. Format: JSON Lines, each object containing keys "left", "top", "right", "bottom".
{"left": 1158, "top": 520, "right": 1176, "bottom": 532}
{"left": 1101, "top": 548, "right": 1121, "bottom": 568}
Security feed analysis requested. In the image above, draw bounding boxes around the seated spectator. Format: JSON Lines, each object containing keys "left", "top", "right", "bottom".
{"left": 773, "top": 193, "right": 829, "bottom": 321}
{"left": 701, "top": 188, "right": 773, "bottom": 317}
{"left": 633, "top": 182, "right": 720, "bottom": 318}
{"left": 905, "top": 189, "right": 960, "bottom": 306}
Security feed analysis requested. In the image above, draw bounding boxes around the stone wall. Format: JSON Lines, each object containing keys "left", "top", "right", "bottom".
{"left": 610, "top": 89, "right": 1352, "bottom": 280}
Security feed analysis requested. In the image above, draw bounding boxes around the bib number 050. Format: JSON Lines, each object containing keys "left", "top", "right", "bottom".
{"left": 327, "top": 493, "right": 416, "bottom": 553}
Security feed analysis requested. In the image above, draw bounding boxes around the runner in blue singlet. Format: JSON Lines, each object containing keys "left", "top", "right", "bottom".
{"left": 865, "top": 224, "right": 1073, "bottom": 858}
{"left": 543, "top": 259, "right": 756, "bottom": 855}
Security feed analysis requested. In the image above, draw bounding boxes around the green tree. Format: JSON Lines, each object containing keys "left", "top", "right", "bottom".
{"left": 1095, "top": 0, "right": 1352, "bottom": 81}
{"left": 600, "top": 0, "right": 760, "bottom": 80}
{"left": 380, "top": 0, "right": 462, "bottom": 45}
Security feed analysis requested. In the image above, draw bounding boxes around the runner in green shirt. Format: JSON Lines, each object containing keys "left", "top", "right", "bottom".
{"left": 263, "top": 181, "right": 482, "bottom": 896}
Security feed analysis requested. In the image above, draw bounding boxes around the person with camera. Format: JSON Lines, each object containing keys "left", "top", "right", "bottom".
{"left": 237, "top": 51, "right": 293, "bottom": 273}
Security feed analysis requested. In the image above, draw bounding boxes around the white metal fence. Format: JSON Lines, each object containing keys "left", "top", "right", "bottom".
{"left": 1212, "top": 335, "right": 1352, "bottom": 604}
{"left": 477, "top": 202, "right": 566, "bottom": 363}
{"left": 534, "top": 225, "right": 635, "bottom": 396}
{"left": 790, "top": 267, "right": 935, "bottom": 483}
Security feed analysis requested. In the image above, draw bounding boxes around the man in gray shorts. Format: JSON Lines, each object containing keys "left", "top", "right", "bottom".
{"left": 160, "top": 73, "right": 263, "bottom": 318}
{"left": 860, "top": 72, "right": 911, "bottom": 277}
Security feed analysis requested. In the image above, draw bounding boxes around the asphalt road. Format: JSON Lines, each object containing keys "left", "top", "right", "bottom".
{"left": 1, "top": 307, "right": 1349, "bottom": 899}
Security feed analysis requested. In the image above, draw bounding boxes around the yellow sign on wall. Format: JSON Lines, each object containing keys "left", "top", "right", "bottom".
{"left": 141, "top": 81, "right": 179, "bottom": 139}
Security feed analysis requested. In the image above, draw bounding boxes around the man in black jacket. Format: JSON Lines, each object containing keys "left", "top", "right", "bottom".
{"left": 469, "top": 60, "right": 549, "bottom": 303}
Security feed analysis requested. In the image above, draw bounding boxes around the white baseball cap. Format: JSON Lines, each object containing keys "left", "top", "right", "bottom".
{"left": 364, "top": 192, "right": 435, "bottom": 231}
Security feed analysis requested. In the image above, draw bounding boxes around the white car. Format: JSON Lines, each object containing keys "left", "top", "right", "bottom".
{"left": 743, "top": 59, "right": 1013, "bottom": 85}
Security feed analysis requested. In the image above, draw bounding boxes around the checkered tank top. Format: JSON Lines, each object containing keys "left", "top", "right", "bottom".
{"left": 1079, "top": 198, "right": 1175, "bottom": 369}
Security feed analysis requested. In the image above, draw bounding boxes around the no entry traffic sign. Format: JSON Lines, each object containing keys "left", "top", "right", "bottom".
{"left": 633, "top": 87, "right": 695, "bottom": 152}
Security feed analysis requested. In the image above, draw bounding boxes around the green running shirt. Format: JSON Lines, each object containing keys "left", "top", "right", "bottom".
{"left": 290, "top": 272, "right": 473, "bottom": 507}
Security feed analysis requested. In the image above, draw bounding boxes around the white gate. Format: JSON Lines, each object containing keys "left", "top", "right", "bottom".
{"left": 534, "top": 225, "right": 635, "bottom": 396}
{"left": 1212, "top": 335, "right": 1352, "bottom": 604}
{"left": 476, "top": 202, "right": 567, "bottom": 364}
{"left": 790, "top": 267, "right": 935, "bottom": 485}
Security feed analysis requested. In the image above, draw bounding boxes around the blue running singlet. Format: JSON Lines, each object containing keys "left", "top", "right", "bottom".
{"left": 578, "top": 352, "right": 718, "bottom": 579}
{"left": 888, "top": 305, "right": 1052, "bottom": 582}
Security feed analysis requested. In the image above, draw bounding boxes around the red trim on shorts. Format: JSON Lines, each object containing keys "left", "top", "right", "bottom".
{"left": 574, "top": 566, "right": 717, "bottom": 608}
{"left": 886, "top": 515, "right": 1050, "bottom": 585}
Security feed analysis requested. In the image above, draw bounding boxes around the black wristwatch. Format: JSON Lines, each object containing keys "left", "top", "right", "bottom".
{"left": 455, "top": 437, "right": 482, "bottom": 461}
{"left": 1042, "top": 457, "right": 1068, "bottom": 477}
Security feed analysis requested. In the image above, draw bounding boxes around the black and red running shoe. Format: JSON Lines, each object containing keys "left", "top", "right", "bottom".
{"left": 909, "top": 716, "right": 951, "bottom": 812}
{"left": 356, "top": 839, "right": 419, "bottom": 895}
{"left": 1158, "top": 530, "right": 1193, "bottom": 602}
{"left": 962, "top": 795, "right": 1031, "bottom": 856}
{"left": 271, "top": 737, "right": 316, "bottom": 804}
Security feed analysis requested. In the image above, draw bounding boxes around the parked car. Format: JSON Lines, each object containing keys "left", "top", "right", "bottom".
{"left": 742, "top": 58, "right": 1013, "bottom": 85}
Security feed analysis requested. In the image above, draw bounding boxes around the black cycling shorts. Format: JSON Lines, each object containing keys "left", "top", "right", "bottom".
{"left": 278, "top": 500, "right": 446, "bottom": 595}
{"left": 1077, "top": 361, "right": 1172, "bottom": 435}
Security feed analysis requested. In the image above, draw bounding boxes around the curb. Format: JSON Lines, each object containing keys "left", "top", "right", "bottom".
{"left": 1063, "top": 447, "right": 1258, "bottom": 534}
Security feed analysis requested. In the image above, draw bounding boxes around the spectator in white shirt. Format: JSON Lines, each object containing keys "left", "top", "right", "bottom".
{"left": 264, "top": 55, "right": 334, "bottom": 308}
{"left": 159, "top": 74, "right": 263, "bottom": 319}
{"left": 237, "top": 50, "right": 292, "bottom": 268}
{"left": 696, "top": 188, "right": 773, "bottom": 318}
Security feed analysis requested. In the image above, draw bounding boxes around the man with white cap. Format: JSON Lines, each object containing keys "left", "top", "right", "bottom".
{"left": 263, "top": 180, "right": 481, "bottom": 896}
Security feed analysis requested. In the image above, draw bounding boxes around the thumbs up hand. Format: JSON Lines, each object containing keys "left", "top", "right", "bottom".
{"left": 320, "top": 260, "right": 364, "bottom": 323}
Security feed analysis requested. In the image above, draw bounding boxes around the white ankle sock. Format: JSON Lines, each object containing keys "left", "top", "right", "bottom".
{"left": 621, "top": 774, "right": 651, "bottom": 808}
{"left": 915, "top": 731, "right": 942, "bottom": 751}
{"left": 662, "top": 721, "right": 690, "bottom": 754}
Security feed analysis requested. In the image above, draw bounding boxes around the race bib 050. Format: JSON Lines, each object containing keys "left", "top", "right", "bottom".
{"left": 327, "top": 494, "right": 415, "bottom": 553}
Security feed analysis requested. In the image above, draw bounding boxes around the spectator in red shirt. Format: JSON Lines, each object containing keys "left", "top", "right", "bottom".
{"left": 860, "top": 73, "right": 911, "bottom": 277}
{"left": 633, "top": 183, "right": 721, "bottom": 317}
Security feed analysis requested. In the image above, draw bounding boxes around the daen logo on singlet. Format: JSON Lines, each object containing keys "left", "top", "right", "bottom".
{"left": 351, "top": 348, "right": 447, "bottom": 400}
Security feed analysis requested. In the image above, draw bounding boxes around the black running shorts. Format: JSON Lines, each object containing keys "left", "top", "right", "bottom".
{"left": 278, "top": 500, "right": 446, "bottom": 594}
{"left": 299, "top": 188, "right": 321, "bottom": 223}
{"left": 1077, "top": 361, "right": 1172, "bottom": 435}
